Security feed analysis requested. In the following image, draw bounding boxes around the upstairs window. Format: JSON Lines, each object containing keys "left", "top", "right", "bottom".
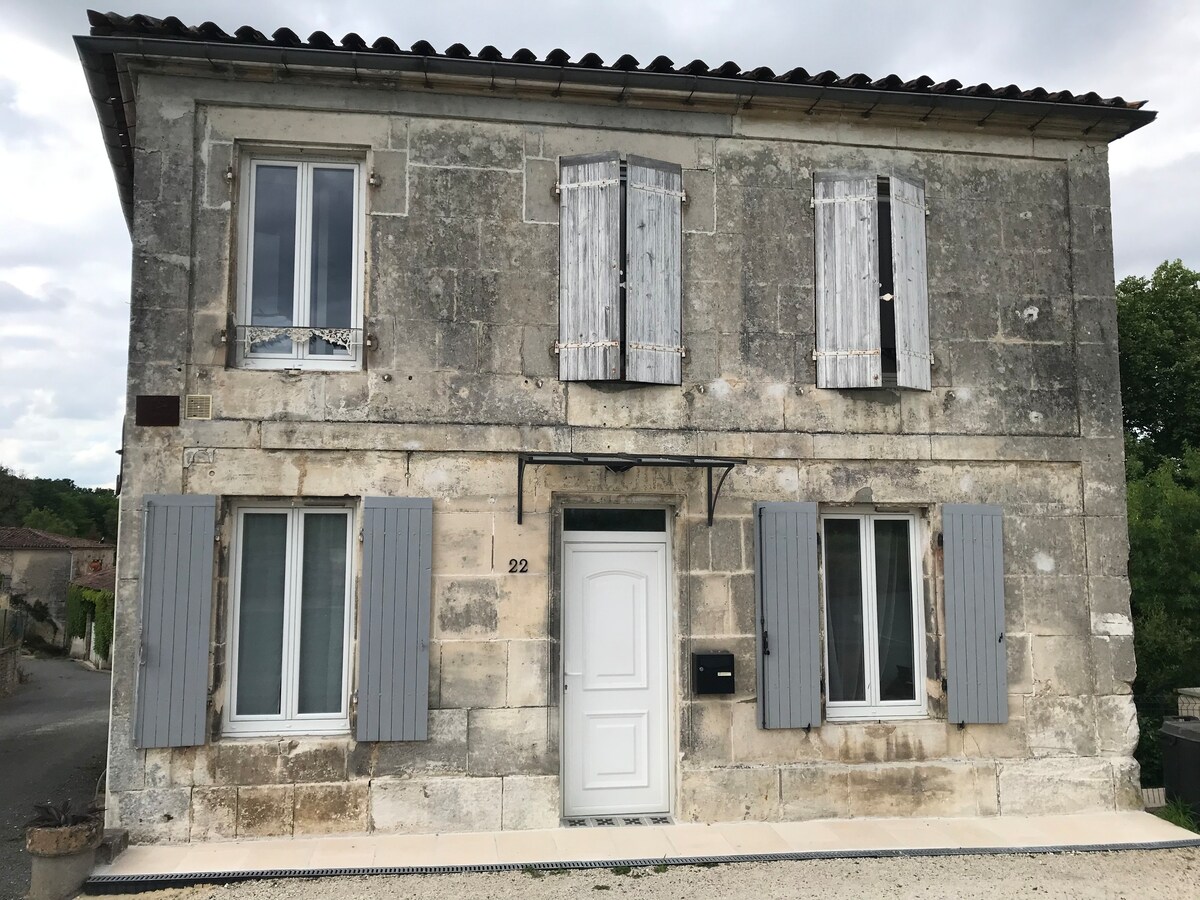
{"left": 813, "top": 173, "right": 931, "bottom": 390}
{"left": 236, "top": 157, "right": 363, "bottom": 370}
{"left": 557, "top": 153, "right": 684, "bottom": 385}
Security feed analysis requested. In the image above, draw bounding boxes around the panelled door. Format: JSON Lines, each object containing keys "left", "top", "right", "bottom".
{"left": 562, "top": 522, "right": 670, "bottom": 817}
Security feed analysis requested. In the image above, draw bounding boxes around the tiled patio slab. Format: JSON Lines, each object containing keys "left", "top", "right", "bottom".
{"left": 86, "top": 812, "right": 1200, "bottom": 892}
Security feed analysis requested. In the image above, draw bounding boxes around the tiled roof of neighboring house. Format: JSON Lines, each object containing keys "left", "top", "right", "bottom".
{"left": 0, "top": 527, "right": 113, "bottom": 551}
{"left": 71, "top": 568, "right": 117, "bottom": 593}
{"left": 76, "top": 10, "right": 1157, "bottom": 230}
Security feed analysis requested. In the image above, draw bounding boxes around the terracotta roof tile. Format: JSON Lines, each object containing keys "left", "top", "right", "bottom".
{"left": 0, "top": 527, "right": 113, "bottom": 551}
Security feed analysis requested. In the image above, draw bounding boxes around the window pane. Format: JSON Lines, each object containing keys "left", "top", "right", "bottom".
{"left": 297, "top": 513, "right": 349, "bottom": 714}
{"left": 236, "top": 513, "right": 287, "bottom": 715}
{"left": 874, "top": 519, "right": 917, "bottom": 702}
{"left": 563, "top": 508, "right": 666, "bottom": 532}
{"left": 250, "top": 165, "right": 298, "bottom": 353}
{"left": 824, "top": 519, "right": 866, "bottom": 702}
{"left": 308, "top": 167, "right": 355, "bottom": 356}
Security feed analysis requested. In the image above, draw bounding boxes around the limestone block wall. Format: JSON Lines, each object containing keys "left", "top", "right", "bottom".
{"left": 2, "top": 550, "right": 73, "bottom": 647}
{"left": 104, "top": 65, "right": 1137, "bottom": 842}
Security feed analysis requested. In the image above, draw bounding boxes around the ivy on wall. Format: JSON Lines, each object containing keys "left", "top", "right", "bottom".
{"left": 66, "top": 584, "right": 115, "bottom": 660}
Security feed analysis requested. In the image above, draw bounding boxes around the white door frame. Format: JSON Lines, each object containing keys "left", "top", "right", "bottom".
{"left": 559, "top": 513, "right": 674, "bottom": 818}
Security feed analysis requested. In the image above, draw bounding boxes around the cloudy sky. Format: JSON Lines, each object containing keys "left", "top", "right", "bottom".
{"left": 1, "top": 1, "right": 1197, "bottom": 488}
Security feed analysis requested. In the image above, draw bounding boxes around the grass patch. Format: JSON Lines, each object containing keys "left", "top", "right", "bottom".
{"left": 521, "top": 866, "right": 544, "bottom": 879}
{"left": 609, "top": 866, "right": 632, "bottom": 875}
{"left": 1154, "top": 798, "right": 1199, "bottom": 833}
{"left": 651, "top": 864, "right": 669, "bottom": 873}
{"left": 593, "top": 885, "right": 611, "bottom": 891}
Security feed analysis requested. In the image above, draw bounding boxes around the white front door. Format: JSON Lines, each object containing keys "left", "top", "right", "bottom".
{"left": 562, "top": 532, "right": 670, "bottom": 817}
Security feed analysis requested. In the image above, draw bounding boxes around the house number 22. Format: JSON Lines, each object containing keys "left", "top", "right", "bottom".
{"left": 508, "top": 558, "right": 529, "bottom": 573}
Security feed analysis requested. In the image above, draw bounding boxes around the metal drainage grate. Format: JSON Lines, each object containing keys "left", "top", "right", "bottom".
{"left": 561, "top": 815, "right": 674, "bottom": 828}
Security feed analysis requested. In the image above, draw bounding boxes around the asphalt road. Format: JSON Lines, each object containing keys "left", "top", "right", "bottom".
{"left": 0, "top": 655, "right": 110, "bottom": 900}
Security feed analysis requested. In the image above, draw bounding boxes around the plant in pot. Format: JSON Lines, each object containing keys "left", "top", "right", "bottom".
{"left": 25, "top": 800, "right": 104, "bottom": 900}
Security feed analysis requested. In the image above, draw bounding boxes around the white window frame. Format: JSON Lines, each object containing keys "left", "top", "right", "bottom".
{"left": 235, "top": 155, "right": 365, "bottom": 371}
{"left": 820, "top": 511, "right": 927, "bottom": 721}
{"left": 225, "top": 503, "right": 355, "bottom": 737}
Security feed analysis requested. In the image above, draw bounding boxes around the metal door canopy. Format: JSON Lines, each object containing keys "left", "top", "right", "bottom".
{"left": 516, "top": 452, "right": 745, "bottom": 526}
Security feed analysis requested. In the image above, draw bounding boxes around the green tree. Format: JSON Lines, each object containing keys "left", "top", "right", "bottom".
{"left": 0, "top": 465, "right": 118, "bottom": 541}
{"left": 1118, "top": 259, "right": 1200, "bottom": 785}
{"left": 1126, "top": 451, "right": 1200, "bottom": 784}
{"left": 22, "top": 507, "right": 78, "bottom": 537}
{"left": 1118, "top": 260, "right": 1200, "bottom": 467}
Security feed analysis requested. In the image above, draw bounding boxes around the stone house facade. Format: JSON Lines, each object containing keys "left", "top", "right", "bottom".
{"left": 77, "top": 12, "right": 1154, "bottom": 843}
{"left": 0, "top": 527, "right": 115, "bottom": 648}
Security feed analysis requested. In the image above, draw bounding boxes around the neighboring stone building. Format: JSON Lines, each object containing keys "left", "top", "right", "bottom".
{"left": 77, "top": 11, "right": 1153, "bottom": 844}
{"left": 0, "top": 527, "right": 115, "bottom": 649}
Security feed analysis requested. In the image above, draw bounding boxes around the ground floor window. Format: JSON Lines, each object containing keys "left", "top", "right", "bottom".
{"left": 821, "top": 511, "right": 926, "bottom": 720}
{"left": 226, "top": 505, "right": 353, "bottom": 735}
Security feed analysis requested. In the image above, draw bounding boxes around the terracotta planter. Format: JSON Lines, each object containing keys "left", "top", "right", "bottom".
{"left": 25, "top": 819, "right": 103, "bottom": 858}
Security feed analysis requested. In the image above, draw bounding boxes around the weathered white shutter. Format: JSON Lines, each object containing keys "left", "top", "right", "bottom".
{"left": 890, "top": 175, "right": 932, "bottom": 391}
{"left": 357, "top": 497, "right": 433, "bottom": 742}
{"left": 943, "top": 504, "right": 1008, "bottom": 725}
{"left": 755, "top": 502, "right": 822, "bottom": 729}
{"left": 135, "top": 495, "right": 217, "bottom": 748}
{"left": 559, "top": 152, "right": 621, "bottom": 381}
{"left": 814, "top": 173, "right": 880, "bottom": 389}
{"left": 625, "top": 155, "right": 683, "bottom": 385}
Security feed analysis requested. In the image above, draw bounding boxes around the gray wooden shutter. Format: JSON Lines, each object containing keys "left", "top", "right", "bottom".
{"left": 625, "top": 155, "right": 683, "bottom": 385}
{"left": 755, "top": 501, "right": 822, "bottom": 729}
{"left": 890, "top": 175, "right": 932, "bottom": 391}
{"left": 559, "top": 152, "right": 621, "bottom": 381}
{"left": 135, "top": 494, "right": 217, "bottom": 749}
{"left": 943, "top": 504, "right": 1008, "bottom": 724}
{"left": 357, "top": 497, "right": 433, "bottom": 742}
{"left": 814, "top": 173, "right": 881, "bottom": 389}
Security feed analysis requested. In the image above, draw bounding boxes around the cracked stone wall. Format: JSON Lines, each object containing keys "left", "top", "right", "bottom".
{"left": 107, "top": 65, "right": 1137, "bottom": 842}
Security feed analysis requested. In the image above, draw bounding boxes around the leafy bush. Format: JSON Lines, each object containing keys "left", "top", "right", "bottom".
{"left": 66, "top": 585, "right": 88, "bottom": 640}
{"left": 65, "top": 585, "right": 115, "bottom": 660}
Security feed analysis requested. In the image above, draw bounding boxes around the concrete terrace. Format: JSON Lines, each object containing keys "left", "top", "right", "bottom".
{"left": 89, "top": 811, "right": 1199, "bottom": 889}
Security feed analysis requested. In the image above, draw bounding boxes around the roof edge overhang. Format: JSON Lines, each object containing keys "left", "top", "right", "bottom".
{"left": 75, "top": 33, "right": 1159, "bottom": 234}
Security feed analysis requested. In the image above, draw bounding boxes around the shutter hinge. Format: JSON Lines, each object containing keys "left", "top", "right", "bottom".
{"left": 762, "top": 630, "right": 770, "bottom": 656}
{"left": 937, "top": 532, "right": 944, "bottom": 548}
{"left": 941, "top": 676, "right": 948, "bottom": 692}
{"left": 358, "top": 529, "right": 364, "bottom": 543}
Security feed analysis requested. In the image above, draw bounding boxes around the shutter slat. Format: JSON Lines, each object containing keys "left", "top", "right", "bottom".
{"left": 890, "top": 175, "right": 932, "bottom": 391}
{"left": 626, "top": 155, "right": 683, "bottom": 385}
{"left": 814, "top": 173, "right": 880, "bottom": 389}
{"left": 755, "top": 502, "right": 821, "bottom": 729}
{"left": 559, "top": 152, "right": 621, "bottom": 381}
{"left": 357, "top": 497, "right": 432, "bottom": 742}
{"left": 135, "top": 495, "right": 216, "bottom": 749}
{"left": 943, "top": 504, "right": 1008, "bottom": 724}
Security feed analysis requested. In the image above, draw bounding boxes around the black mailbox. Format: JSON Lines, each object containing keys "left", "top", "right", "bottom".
{"left": 693, "top": 652, "right": 735, "bottom": 695}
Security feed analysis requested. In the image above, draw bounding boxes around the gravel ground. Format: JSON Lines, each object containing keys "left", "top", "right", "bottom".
{"left": 129, "top": 848, "right": 1200, "bottom": 900}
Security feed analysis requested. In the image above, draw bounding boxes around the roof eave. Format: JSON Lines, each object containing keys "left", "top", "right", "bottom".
{"left": 75, "top": 33, "right": 1158, "bottom": 234}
